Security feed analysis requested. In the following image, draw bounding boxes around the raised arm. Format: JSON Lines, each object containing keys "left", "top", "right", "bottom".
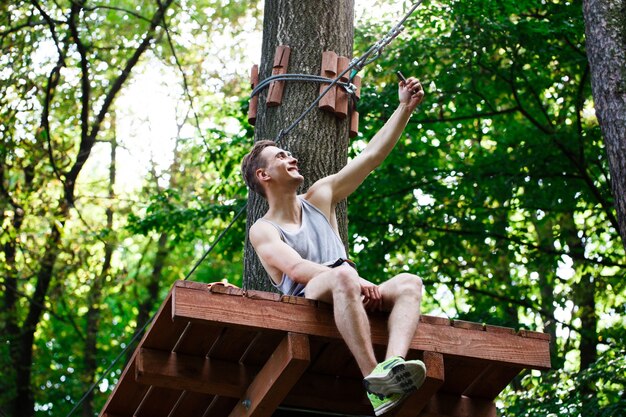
{"left": 307, "top": 77, "right": 424, "bottom": 206}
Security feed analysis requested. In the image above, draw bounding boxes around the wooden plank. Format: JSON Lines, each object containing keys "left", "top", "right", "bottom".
{"left": 134, "top": 386, "right": 182, "bottom": 417}
{"left": 143, "top": 293, "right": 189, "bottom": 351}
{"left": 462, "top": 363, "right": 522, "bottom": 400}
{"left": 394, "top": 351, "right": 445, "bottom": 417}
{"left": 203, "top": 396, "right": 239, "bottom": 417}
{"left": 209, "top": 327, "right": 259, "bottom": 361}
{"left": 173, "top": 322, "right": 224, "bottom": 356}
{"left": 518, "top": 329, "right": 551, "bottom": 341}
{"left": 308, "top": 340, "right": 359, "bottom": 378}
{"left": 441, "top": 356, "right": 491, "bottom": 395}
{"left": 167, "top": 391, "right": 216, "bottom": 417}
{"left": 228, "top": 332, "right": 310, "bottom": 417}
{"left": 136, "top": 348, "right": 251, "bottom": 397}
{"left": 484, "top": 324, "right": 516, "bottom": 335}
{"left": 420, "top": 315, "right": 452, "bottom": 326}
{"left": 239, "top": 331, "right": 284, "bottom": 366}
{"left": 172, "top": 284, "right": 551, "bottom": 369}
{"left": 452, "top": 320, "right": 485, "bottom": 331}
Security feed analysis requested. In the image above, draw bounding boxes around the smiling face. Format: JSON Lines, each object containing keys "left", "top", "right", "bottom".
{"left": 257, "top": 146, "right": 304, "bottom": 192}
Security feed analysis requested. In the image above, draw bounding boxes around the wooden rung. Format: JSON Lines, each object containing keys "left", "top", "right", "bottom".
{"left": 349, "top": 110, "right": 359, "bottom": 138}
{"left": 420, "top": 315, "right": 452, "bottom": 326}
{"left": 484, "top": 324, "right": 516, "bottom": 335}
{"left": 267, "top": 45, "right": 291, "bottom": 107}
{"left": 518, "top": 329, "right": 551, "bottom": 341}
{"left": 334, "top": 56, "right": 350, "bottom": 119}
{"left": 452, "top": 320, "right": 486, "bottom": 331}
{"left": 352, "top": 75, "right": 362, "bottom": 100}
{"left": 248, "top": 64, "right": 259, "bottom": 125}
{"left": 245, "top": 290, "right": 281, "bottom": 302}
{"left": 319, "top": 51, "right": 337, "bottom": 112}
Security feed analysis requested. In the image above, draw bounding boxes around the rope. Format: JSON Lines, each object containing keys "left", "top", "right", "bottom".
{"left": 250, "top": 73, "right": 356, "bottom": 99}
{"left": 66, "top": 3, "right": 423, "bottom": 415}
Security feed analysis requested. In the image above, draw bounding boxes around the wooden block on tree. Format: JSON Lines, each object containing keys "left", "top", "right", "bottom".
{"left": 349, "top": 110, "right": 359, "bottom": 138}
{"left": 318, "top": 51, "right": 337, "bottom": 112}
{"left": 266, "top": 45, "right": 291, "bottom": 107}
{"left": 248, "top": 64, "right": 259, "bottom": 125}
{"left": 334, "top": 56, "right": 350, "bottom": 119}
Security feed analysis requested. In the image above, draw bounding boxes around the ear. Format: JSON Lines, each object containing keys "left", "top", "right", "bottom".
{"left": 256, "top": 168, "right": 270, "bottom": 183}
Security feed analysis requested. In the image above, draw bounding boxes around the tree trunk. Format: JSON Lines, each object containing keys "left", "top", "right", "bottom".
{"left": 533, "top": 216, "right": 562, "bottom": 369}
{"left": 582, "top": 0, "right": 626, "bottom": 250}
{"left": 244, "top": 0, "right": 355, "bottom": 291}
{"left": 83, "top": 135, "right": 117, "bottom": 417}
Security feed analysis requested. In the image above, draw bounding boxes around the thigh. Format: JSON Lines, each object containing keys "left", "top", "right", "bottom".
{"left": 303, "top": 270, "right": 337, "bottom": 304}
{"left": 378, "top": 274, "right": 410, "bottom": 311}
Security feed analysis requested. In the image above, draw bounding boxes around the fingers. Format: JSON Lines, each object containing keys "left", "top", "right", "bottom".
{"left": 362, "top": 284, "right": 383, "bottom": 311}
{"left": 404, "top": 78, "right": 423, "bottom": 97}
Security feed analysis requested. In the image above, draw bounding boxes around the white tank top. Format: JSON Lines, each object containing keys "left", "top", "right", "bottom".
{"left": 258, "top": 196, "right": 347, "bottom": 296}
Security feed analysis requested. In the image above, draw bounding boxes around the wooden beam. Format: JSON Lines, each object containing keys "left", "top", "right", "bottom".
{"left": 394, "top": 351, "right": 445, "bottom": 417}
{"left": 462, "top": 363, "right": 522, "bottom": 400}
{"left": 136, "top": 348, "right": 251, "bottom": 397}
{"left": 228, "top": 332, "right": 310, "bottom": 417}
{"left": 172, "top": 283, "right": 551, "bottom": 369}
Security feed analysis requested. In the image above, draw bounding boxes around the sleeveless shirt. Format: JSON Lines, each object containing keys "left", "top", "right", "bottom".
{"left": 258, "top": 196, "right": 347, "bottom": 296}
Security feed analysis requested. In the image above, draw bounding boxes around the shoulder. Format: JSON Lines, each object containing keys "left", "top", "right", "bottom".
{"left": 304, "top": 175, "right": 336, "bottom": 209}
{"left": 249, "top": 219, "right": 281, "bottom": 246}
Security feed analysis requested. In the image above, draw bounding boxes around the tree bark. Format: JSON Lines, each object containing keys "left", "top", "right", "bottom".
{"left": 244, "top": 0, "right": 355, "bottom": 291}
{"left": 583, "top": 0, "right": 626, "bottom": 250}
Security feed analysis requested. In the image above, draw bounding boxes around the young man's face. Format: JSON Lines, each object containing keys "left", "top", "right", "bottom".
{"left": 258, "top": 146, "right": 304, "bottom": 186}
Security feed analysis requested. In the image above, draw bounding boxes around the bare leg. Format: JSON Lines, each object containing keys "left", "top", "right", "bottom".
{"left": 305, "top": 266, "right": 378, "bottom": 376}
{"left": 379, "top": 273, "right": 423, "bottom": 359}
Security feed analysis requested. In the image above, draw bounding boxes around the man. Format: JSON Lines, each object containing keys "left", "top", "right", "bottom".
{"left": 241, "top": 75, "right": 425, "bottom": 415}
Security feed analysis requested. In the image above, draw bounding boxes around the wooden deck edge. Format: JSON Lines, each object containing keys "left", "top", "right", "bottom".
{"left": 174, "top": 281, "right": 548, "bottom": 339}
{"left": 172, "top": 282, "right": 552, "bottom": 369}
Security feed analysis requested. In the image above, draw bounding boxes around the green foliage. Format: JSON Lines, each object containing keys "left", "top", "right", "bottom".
{"left": 503, "top": 344, "right": 626, "bottom": 416}
{"left": 351, "top": 0, "right": 624, "bottom": 414}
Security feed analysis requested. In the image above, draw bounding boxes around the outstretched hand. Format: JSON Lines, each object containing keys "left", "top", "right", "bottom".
{"left": 398, "top": 76, "right": 424, "bottom": 112}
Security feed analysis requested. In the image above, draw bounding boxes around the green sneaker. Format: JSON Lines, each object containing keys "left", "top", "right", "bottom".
{"left": 363, "top": 356, "right": 427, "bottom": 395}
{"left": 367, "top": 391, "right": 406, "bottom": 416}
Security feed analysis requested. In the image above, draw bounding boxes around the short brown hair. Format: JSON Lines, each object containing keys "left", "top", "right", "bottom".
{"left": 241, "top": 140, "right": 277, "bottom": 198}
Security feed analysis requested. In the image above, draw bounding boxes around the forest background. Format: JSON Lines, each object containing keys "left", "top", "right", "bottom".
{"left": 1, "top": 0, "right": 625, "bottom": 416}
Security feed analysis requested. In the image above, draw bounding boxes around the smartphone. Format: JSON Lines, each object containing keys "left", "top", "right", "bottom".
{"left": 396, "top": 71, "right": 407, "bottom": 83}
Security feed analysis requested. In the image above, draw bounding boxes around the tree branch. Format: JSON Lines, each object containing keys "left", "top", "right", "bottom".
{"left": 63, "top": 0, "right": 176, "bottom": 204}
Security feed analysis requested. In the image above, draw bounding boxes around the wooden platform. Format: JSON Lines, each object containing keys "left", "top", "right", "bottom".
{"left": 99, "top": 280, "right": 551, "bottom": 417}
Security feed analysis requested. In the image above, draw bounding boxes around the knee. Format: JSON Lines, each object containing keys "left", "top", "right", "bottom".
{"left": 395, "top": 273, "right": 423, "bottom": 301}
{"left": 332, "top": 266, "right": 361, "bottom": 299}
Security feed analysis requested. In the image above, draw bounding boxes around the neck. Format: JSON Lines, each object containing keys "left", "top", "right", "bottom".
{"left": 265, "top": 191, "right": 301, "bottom": 225}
